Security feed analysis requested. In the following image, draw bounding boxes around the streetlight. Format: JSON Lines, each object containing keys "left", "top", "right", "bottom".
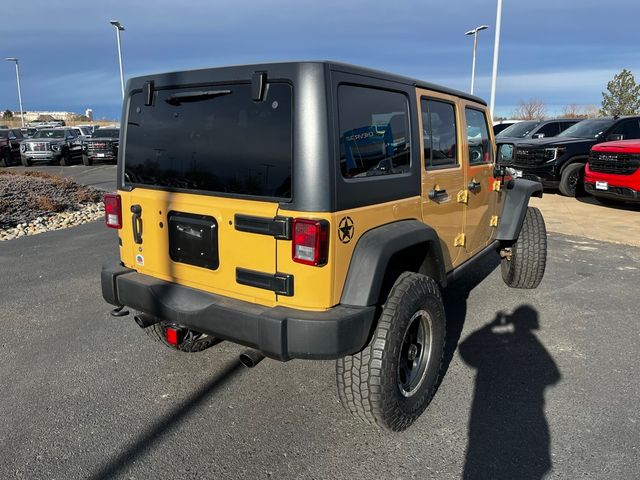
{"left": 5, "top": 57, "right": 25, "bottom": 127}
{"left": 489, "top": 0, "right": 503, "bottom": 118}
{"left": 465, "top": 25, "right": 489, "bottom": 95}
{"left": 109, "top": 20, "right": 125, "bottom": 99}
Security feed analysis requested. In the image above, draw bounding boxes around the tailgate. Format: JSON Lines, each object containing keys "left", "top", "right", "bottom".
{"left": 119, "top": 188, "right": 279, "bottom": 305}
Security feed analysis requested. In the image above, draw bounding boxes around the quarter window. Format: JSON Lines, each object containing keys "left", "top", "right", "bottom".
{"left": 465, "top": 108, "right": 493, "bottom": 165}
{"left": 611, "top": 119, "right": 640, "bottom": 139}
{"left": 422, "top": 99, "right": 458, "bottom": 168}
{"left": 338, "top": 85, "right": 410, "bottom": 178}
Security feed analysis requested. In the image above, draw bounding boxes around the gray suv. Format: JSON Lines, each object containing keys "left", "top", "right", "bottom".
{"left": 20, "top": 128, "right": 84, "bottom": 166}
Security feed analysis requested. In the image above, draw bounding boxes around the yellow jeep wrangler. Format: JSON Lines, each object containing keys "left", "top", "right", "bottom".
{"left": 101, "top": 61, "right": 546, "bottom": 431}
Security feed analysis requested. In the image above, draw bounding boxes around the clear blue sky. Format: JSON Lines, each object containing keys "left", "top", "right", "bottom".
{"left": 1, "top": 0, "right": 638, "bottom": 120}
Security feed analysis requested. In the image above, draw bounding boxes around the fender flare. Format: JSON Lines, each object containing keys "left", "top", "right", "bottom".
{"left": 340, "top": 220, "right": 446, "bottom": 307}
{"left": 496, "top": 178, "right": 543, "bottom": 242}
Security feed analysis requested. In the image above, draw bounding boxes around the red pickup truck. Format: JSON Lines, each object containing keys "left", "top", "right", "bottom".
{"left": 584, "top": 139, "right": 640, "bottom": 204}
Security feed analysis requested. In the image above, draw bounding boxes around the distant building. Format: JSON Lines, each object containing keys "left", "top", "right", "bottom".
{"left": 15, "top": 109, "right": 94, "bottom": 122}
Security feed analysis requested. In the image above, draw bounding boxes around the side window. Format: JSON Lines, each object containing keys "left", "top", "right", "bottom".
{"left": 422, "top": 99, "right": 457, "bottom": 168}
{"left": 8, "top": 131, "right": 16, "bottom": 140}
{"left": 535, "top": 122, "right": 559, "bottom": 138}
{"left": 465, "top": 107, "right": 493, "bottom": 165}
{"left": 338, "top": 85, "right": 410, "bottom": 178}
{"left": 611, "top": 119, "right": 640, "bottom": 139}
{"left": 558, "top": 122, "right": 576, "bottom": 134}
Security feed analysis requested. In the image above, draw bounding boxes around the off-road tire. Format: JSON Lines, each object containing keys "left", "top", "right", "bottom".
{"left": 20, "top": 155, "right": 32, "bottom": 167}
{"left": 143, "top": 321, "right": 220, "bottom": 353}
{"left": 336, "top": 272, "right": 446, "bottom": 431}
{"left": 0, "top": 150, "right": 11, "bottom": 167}
{"left": 82, "top": 154, "right": 92, "bottom": 166}
{"left": 559, "top": 163, "right": 585, "bottom": 197}
{"left": 59, "top": 150, "right": 72, "bottom": 166}
{"left": 501, "top": 206, "right": 547, "bottom": 289}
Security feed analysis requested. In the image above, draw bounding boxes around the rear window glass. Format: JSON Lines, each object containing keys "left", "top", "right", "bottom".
{"left": 124, "top": 82, "right": 292, "bottom": 199}
{"left": 338, "top": 85, "right": 410, "bottom": 178}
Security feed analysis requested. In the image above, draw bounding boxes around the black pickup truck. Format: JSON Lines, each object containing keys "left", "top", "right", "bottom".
{"left": 82, "top": 128, "right": 119, "bottom": 165}
{"left": 500, "top": 116, "right": 640, "bottom": 196}
{"left": 0, "top": 128, "right": 25, "bottom": 167}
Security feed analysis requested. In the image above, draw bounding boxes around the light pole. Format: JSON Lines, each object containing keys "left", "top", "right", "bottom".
{"left": 5, "top": 57, "right": 25, "bottom": 127}
{"left": 109, "top": 20, "right": 125, "bottom": 99}
{"left": 465, "top": 25, "right": 489, "bottom": 95}
{"left": 489, "top": 0, "right": 503, "bottom": 118}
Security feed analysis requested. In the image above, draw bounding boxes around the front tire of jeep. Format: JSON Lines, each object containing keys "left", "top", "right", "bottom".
{"left": 336, "top": 272, "right": 445, "bottom": 431}
{"left": 20, "top": 155, "right": 32, "bottom": 167}
{"left": 501, "top": 206, "right": 547, "bottom": 289}
{"left": 143, "top": 321, "right": 220, "bottom": 353}
{"left": 559, "top": 163, "right": 585, "bottom": 197}
{"left": 82, "top": 154, "right": 92, "bottom": 166}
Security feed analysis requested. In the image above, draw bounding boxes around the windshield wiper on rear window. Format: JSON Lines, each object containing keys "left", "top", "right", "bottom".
{"left": 165, "top": 89, "right": 232, "bottom": 106}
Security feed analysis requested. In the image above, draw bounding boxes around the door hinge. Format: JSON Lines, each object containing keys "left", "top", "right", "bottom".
{"left": 457, "top": 189, "right": 469, "bottom": 204}
{"left": 490, "top": 215, "right": 499, "bottom": 227}
{"left": 454, "top": 232, "right": 466, "bottom": 247}
{"left": 493, "top": 180, "right": 502, "bottom": 192}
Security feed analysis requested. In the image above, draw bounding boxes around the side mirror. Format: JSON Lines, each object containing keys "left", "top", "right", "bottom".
{"left": 493, "top": 163, "right": 508, "bottom": 178}
{"left": 532, "top": 133, "right": 545, "bottom": 139}
{"left": 606, "top": 133, "right": 624, "bottom": 141}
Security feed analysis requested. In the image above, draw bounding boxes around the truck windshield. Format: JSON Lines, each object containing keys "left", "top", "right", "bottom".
{"left": 496, "top": 121, "right": 540, "bottom": 138}
{"left": 557, "top": 119, "right": 614, "bottom": 139}
{"left": 123, "top": 82, "right": 293, "bottom": 199}
{"left": 92, "top": 129, "right": 119, "bottom": 138}
{"left": 33, "top": 130, "right": 65, "bottom": 139}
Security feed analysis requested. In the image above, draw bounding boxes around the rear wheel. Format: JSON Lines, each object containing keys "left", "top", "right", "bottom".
{"left": 0, "top": 150, "right": 11, "bottom": 167}
{"left": 501, "top": 206, "right": 547, "bottom": 289}
{"left": 144, "top": 320, "right": 220, "bottom": 353}
{"left": 559, "top": 163, "right": 585, "bottom": 197}
{"left": 336, "top": 272, "right": 446, "bottom": 431}
{"left": 59, "top": 150, "right": 72, "bottom": 166}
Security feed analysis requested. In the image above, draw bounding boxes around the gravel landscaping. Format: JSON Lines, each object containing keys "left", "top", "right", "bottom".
{"left": 0, "top": 171, "right": 105, "bottom": 241}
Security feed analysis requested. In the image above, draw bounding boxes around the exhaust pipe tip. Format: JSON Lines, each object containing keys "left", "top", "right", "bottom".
{"left": 134, "top": 312, "right": 160, "bottom": 329}
{"left": 239, "top": 349, "right": 265, "bottom": 368}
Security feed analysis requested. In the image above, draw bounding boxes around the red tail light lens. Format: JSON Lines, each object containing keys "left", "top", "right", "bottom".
{"left": 292, "top": 218, "right": 329, "bottom": 266}
{"left": 103, "top": 193, "right": 122, "bottom": 229}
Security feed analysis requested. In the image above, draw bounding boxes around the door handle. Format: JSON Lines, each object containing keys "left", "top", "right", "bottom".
{"left": 428, "top": 188, "right": 448, "bottom": 201}
{"left": 468, "top": 180, "right": 482, "bottom": 193}
{"left": 131, "top": 204, "right": 143, "bottom": 244}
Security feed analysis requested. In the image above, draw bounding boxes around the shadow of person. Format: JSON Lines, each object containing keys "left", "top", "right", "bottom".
{"left": 459, "top": 305, "right": 561, "bottom": 480}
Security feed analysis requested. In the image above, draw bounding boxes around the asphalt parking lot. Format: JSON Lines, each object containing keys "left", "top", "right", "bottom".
{"left": 1, "top": 221, "right": 638, "bottom": 479}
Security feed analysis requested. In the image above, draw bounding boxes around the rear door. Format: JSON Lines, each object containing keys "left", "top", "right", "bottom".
{"left": 119, "top": 81, "right": 293, "bottom": 305}
{"left": 462, "top": 104, "right": 499, "bottom": 256}
{"left": 418, "top": 90, "right": 466, "bottom": 270}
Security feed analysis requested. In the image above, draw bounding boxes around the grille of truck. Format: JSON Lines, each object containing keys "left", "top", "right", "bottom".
{"left": 588, "top": 152, "right": 640, "bottom": 176}
{"left": 514, "top": 148, "right": 546, "bottom": 165}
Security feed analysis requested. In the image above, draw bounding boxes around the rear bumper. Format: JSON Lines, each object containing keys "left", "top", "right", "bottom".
{"left": 101, "top": 264, "right": 376, "bottom": 361}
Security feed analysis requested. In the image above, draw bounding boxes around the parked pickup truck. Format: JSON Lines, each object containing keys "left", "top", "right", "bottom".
{"left": 500, "top": 116, "right": 640, "bottom": 197}
{"left": 584, "top": 139, "right": 640, "bottom": 204}
{"left": 82, "top": 127, "right": 119, "bottom": 165}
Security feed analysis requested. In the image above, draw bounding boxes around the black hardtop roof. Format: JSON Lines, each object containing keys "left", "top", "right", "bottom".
{"left": 129, "top": 60, "right": 487, "bottom": 106}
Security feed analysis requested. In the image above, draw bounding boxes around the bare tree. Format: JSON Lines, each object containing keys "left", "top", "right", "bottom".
{"left": 561, "top": 104, "right": 604, "bottom": 119}
{"left": 560, "top": 104, "right": 582, "bottom": 118}
{"left": 512, "top": 99, "right": 547, "bottom": 120}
